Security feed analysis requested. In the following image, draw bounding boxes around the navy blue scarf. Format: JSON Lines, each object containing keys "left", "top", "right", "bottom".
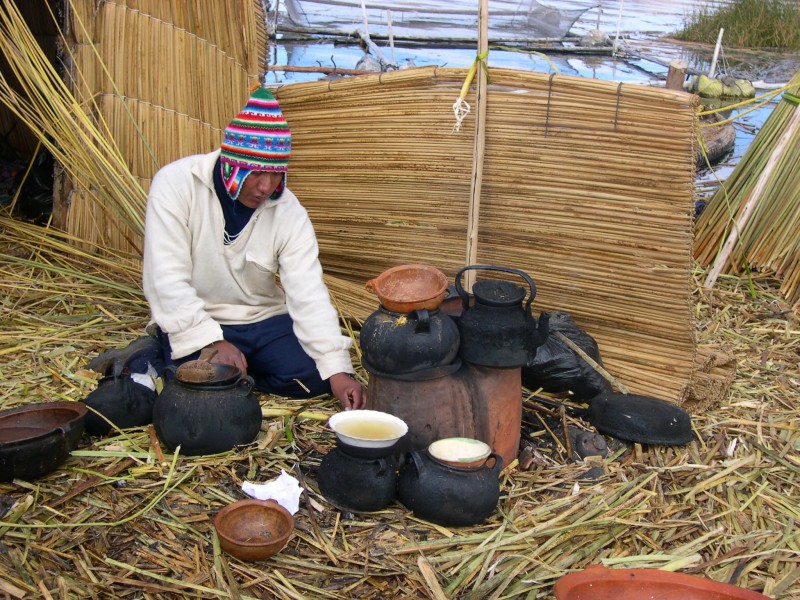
{"left": 213, "top": 158, "right": 255, "bottom": 244}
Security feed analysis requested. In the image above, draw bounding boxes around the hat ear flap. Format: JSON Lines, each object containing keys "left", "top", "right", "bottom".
{"left": 220, "top": 160, "right": 251, "bottom": 200}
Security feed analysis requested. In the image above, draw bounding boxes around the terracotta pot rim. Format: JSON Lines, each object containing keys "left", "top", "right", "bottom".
{"left": 0, "top": 401, "right": 87, "bottom": 447}
{"left": 554, "top": 564, "right": 770, "bottom": 600}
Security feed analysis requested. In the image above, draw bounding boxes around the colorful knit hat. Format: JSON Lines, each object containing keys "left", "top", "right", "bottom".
{"left": 220, "top": 86, "right": 291, "bottom": 200}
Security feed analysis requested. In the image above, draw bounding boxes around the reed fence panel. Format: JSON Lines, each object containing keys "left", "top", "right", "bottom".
{"left": 275, "top": 67, "right": 698, "bottom": 402}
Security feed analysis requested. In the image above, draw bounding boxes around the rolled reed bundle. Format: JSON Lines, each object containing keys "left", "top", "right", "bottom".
{"left": 695, "top": 71, "right": 800, "bottom": 306}
{"left": 277, "top": 66, "right": 698, "bottom": 401}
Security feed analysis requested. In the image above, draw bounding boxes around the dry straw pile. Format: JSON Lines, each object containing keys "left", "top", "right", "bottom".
{"left": 0, "top": 231, "right": 798, "bottom": 598}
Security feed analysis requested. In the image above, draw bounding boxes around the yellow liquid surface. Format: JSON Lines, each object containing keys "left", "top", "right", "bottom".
{"left": 336, "top": 420, "right": 401, "bottom": 440}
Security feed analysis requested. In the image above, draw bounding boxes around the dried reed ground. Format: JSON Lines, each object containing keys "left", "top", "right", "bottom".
{"left": 0, "top": 257, "right": 798, "bottom": 599}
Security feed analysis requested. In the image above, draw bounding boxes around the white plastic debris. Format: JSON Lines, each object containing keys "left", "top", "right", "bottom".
{"left": 242, "top": 469, "right": 303, "bottom": 515}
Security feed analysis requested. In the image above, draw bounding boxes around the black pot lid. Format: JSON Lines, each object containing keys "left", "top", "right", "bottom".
{"left": 175, "top": 363, "right": 242, "bottom": 386}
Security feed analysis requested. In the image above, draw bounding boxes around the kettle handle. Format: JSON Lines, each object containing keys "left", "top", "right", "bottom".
{"left": 239, "top": 376, "right": 255, "bottom": 392}
{"left": 411, "top": 308, "right": 430, "bottom": 334}
{"left": 486, "top": 452, "right": 504, "bottom": 475}
{"left": 374, "top": 456, "right": 392, "bottom": 475}
{"left": 164, "top": 364, "right": 177, "bottom": 381}
{"left": 454, "top": 265, "right": 537, "bottom": 315}
{"left": 406, "top": 450, "right": 426, "bottom": 477}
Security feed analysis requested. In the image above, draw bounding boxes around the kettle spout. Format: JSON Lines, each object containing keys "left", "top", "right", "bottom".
{"left": 528, "top": 312, "right": 550, "bottom": 358}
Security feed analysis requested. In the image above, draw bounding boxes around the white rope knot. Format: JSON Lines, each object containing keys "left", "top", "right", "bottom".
{"left": 452, "top": 97, "right": 471, "bottom": 133}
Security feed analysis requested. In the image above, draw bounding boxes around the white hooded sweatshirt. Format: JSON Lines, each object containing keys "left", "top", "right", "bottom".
{"left": 142, "top": 150, "right": 353, "bottom": 380}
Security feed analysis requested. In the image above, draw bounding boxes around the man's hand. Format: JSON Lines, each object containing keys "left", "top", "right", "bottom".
{"left": 206, "top": 340, "right": 248, "bottom": 377}
{"left": 329, "top": 372, "right": 366, "bottom": 410}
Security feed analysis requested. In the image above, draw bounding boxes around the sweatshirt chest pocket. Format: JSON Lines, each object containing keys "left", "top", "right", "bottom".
{"left": 241, "top": 252, "right": 280, "bottom": 296}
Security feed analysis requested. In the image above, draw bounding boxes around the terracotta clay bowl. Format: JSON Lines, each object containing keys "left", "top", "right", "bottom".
{"left": 428, "top": 437, "right": 492, "bottom": 469}
{"left": 214, "top": 499, "right": 294, "bottom": 561}
{"left": 554, "top": 564, "right": 771, "bottom": 600}
{"left": 365, "top": 263, "right": 448, "bottom": 313}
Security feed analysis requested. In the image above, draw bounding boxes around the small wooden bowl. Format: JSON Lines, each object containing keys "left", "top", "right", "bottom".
{"left": 214, "top": 499, "right": 294, "bottom": 561}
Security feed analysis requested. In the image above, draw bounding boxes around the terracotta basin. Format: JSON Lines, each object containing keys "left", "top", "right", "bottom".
{"left": 554, "top": 564, "right": 771, "bottom": 600}
{"left": 365, "top": 264, "right": 448, "bottom": 313}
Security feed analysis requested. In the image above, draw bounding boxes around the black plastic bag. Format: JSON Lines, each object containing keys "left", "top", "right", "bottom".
{"left": 521, "top": 312, "right": 611, "bottom": 401}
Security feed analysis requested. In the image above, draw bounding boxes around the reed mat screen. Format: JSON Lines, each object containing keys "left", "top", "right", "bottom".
{"left": 275, "top": 67, "right": 699, "bottom": 402}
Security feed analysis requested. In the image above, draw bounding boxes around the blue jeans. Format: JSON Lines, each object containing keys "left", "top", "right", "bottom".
{"left": 158, "top": 314, "right": 330, "bottom": 398}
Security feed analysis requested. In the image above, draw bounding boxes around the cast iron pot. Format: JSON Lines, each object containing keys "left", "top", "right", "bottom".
{"left": 360, "top": 307, "right": 460, "bottom": 376}
{"left": 397, "top": 449, "right": 503, "bottom": 526}
{"left": 0, "top": 428, "right": 71, "bottom": 482}
{"left": 153, "top": 373, "right": 262, "bottom": 456}
{"left": 317, "top": 447, "right": 398, "bottom": 513}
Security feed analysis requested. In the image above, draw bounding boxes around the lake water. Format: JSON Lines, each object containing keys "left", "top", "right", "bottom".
{"left": 270, "top": 0, "right": 796, "bottom": 182}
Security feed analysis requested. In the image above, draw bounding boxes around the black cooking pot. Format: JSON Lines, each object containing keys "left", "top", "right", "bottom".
{"left": 0, "top": 401, "right": 88, "bottom": 482}
{"left": 0, "top": 428, "right": 71, "bottom": 482}
{"left": 360, "top": 307, "right": 460, "bottom": 376}
{"left": 153, "top": 374, "right": 261, "bottom": 456}
{"left": 397, "top": 449, "right": 503, "bottom": 526}
{"left": 455, "top": 265, "right": 549, "bottom": 368}
{"left": 317, "top": 448, "right": 397, "bottom": 513}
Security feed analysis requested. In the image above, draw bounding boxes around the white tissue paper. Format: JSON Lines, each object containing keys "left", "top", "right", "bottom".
{"left": 242, "top": 469, "right": 302, "bottom": 515}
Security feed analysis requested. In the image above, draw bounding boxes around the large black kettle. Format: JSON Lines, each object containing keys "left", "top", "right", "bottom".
{"left": 317, "top": 448, "right": 398, "bottom": 513}
{"left": 360, "top": 307, "right": 460, "bottom": 376}
{"left": 82, "top": 360, "right": 155, "bottom": 436}
{"left": 455, "top": 265, "right": 549, "bottom": 368}
{"left": 153, "top": 368, "right": 261, "bottom": 456}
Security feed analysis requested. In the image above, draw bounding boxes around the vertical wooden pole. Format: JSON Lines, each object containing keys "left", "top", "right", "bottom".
{"left": 708, "top": 28, "right": 725, "bottom": 79}
{"left": 665, "top": 59, "right": 688, "bottom": 91}
{"left": 464, "top": 0, "right": 489, "bottom": 291}
{"left": 596, "top": 0, "right": 602, "bottom": 30}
